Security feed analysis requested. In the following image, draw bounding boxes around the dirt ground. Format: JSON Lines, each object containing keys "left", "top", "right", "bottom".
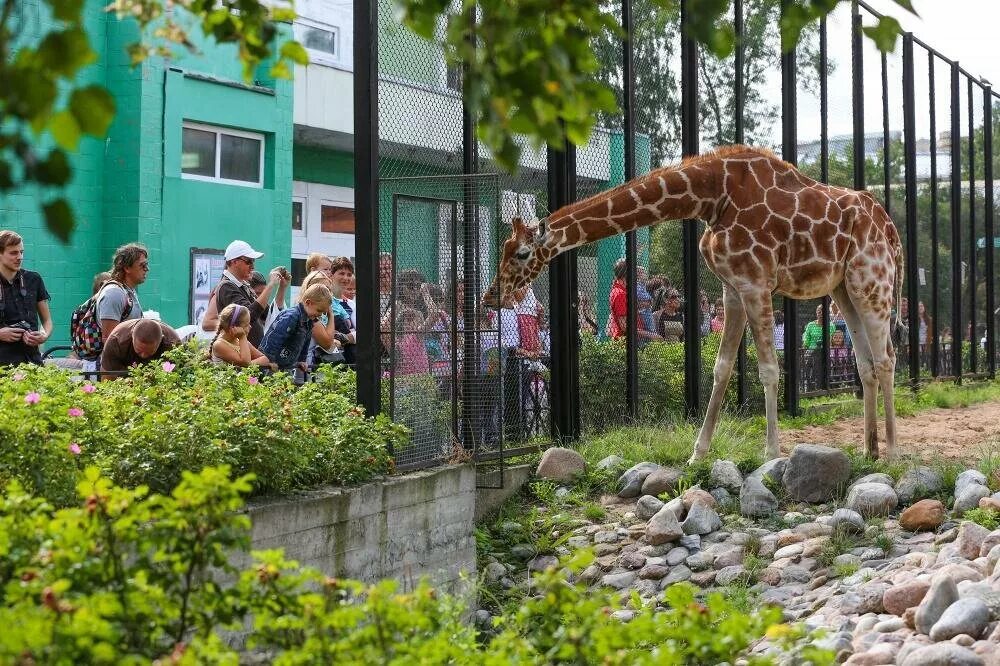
{"left": 777, "top": 399, "right": 1000, "bottom": 462}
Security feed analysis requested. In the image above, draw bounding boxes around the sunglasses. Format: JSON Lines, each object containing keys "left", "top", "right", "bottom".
{"left": 137, "top": 261, "right": 150, "bottom": 271}
{"left": 239, "top": 257, "right": 255, "bottom": 267}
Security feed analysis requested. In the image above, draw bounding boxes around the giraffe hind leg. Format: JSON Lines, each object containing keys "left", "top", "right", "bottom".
{"left": 833, "top": 284, "right": 882, "bottom": 458}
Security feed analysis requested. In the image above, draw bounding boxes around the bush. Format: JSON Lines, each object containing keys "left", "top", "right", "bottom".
{"left": 0, "top": 468, "right": 832, "bottom": 664}
{"left": 0, "top": 357, "right": 406, "bottom": 506}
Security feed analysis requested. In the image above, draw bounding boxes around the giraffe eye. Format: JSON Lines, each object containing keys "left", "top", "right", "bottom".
{"left": 515, "top": 247, "right": 531, "bottom": 261}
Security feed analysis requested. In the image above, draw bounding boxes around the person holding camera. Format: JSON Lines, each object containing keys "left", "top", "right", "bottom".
{"left": 0, "top": 231, "right": 53, "bottom": 367}
{"left": 215, "top": 240, "right": 283, "bottom": 347}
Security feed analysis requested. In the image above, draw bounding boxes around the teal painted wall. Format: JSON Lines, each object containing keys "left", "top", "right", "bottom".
{"left": 293, "top": 146, "right": 354, "bottom": 186}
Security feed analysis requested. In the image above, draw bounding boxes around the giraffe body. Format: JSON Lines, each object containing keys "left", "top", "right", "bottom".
{"left": 483, "top": 146, "right": 903, "bottom": 461}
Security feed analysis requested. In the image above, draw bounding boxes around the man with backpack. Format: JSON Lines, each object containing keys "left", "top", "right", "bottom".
{"left": 0, "top": 230, "right": 53, "bottom": 367}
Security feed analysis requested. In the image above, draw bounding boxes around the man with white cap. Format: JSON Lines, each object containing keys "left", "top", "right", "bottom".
{"left": 215, "top": 240, "right": 280, "bottom": 346}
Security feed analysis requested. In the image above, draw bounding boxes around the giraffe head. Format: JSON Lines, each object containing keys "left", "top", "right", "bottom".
{"left": 482, "top": 217, "right": 551, "bottom": 309}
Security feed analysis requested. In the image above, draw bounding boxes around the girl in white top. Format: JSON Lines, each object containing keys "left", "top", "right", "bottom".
{"left": 209, "top": 304, "right": 275, "bottom": 368}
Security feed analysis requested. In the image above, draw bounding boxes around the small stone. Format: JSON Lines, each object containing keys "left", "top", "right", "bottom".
{"left": 681, "top": 501, "right": 722, "bottom": 536}
{"left": 710, "top": 460, "right": 744, "bottom": 493}
{"left": 679, "top": 534, "right": 701, "bottom": 551}
{"left": 883, "top": 579, "right": 931, "bottom": 616}
{"left": 895, "top": 466, "right": 944, "bottom": 505}
{"left": 841, "top": 582, "right": 889, "bottom": 615}
{"left": 929, "top": 598, "right": 991, "bottom": 642}
{"left": 635, "top": 495, "right": 665, "bottom": 520}
{"left": 957, "top": 522, "right": 992, "bottom": 560}
{"left": 646, "top": 504, "right": 684, "bottom": 546}
{"left": 601, "top": 571, "right": 638, "bottom": 589}
{"left": 776, "top": 530, "right": 806, "bottom": 548}
{"left": 567, "top": 535, "right": 591, "bottom": 549}
{"left": 610, "top": 609, "right": 635, "bottom": 622}
{"left": 759, "top": 567, "right": 781, "bottom": 586}
{"left": 747, "top": 458, "right": 788, "bottom": 485}
{"left": 834, "top": 553, "right": 862, "bottom": 569}
{"left": 474, "top": 609, "right": 493, "bottom": 630}
{"left": 641, "top": 467, "right": 683, "bottom": 496}
{"left": 956, "top": 470, "right": 989, "bottom": 496}
{"left": 712, "top": 545, "right": 745, "bottom": 569}
{"left": 873, "top": 617, "right": 906, "bottom": 633}
{"left": 915, "top": 575, "right": 960, "bottom": 635}
{"left": 710, "top": 487, "right": 732, "bottom": 506}
{"left": 594, "top": 530, "right": 620, "bottom": 544}
{"left": 681, "top": 488, "right": 717, "bottom": 510}
{"left": 794, "top": 521, "right": 834, "bottom": 538}
{"left": 689, "top": 570, "right": 717, "bottom": 587}
{"left": 782, "top": 565, "right": 813, "bottom": 584}
{"left": 852, "top": 473, "right": 896, "bottom": 489}
{"left": 662, "top": 564, "right": 692, "bottom": 585}
{"left": 619, "top": 552, "right": 646, "bottom": 570}
{"left": 740, "top": 476, "right": 777, "bottom": 517}
{"left": 483, "top": 561, "right": 507, "bottom": 584}
{"left": 510, "top": 543, "right": 536, "bottom": 560}
{"left": 935, "top": 563, "right": 983, "bottom": 585}
{"left": 714, "top": 565, "right": 746, "bottom": 586}
{"left": 595, "top": 454, "right": 624, "bottom": 471}
{"left": 831, "top": 508, "right": 866, "bottom": 535}
{"left": 846, "top": 483, "right": 899, "bottom": 518}
{"left": 594, "top": 543, "right": 619, "bottom": 557}
{"left": 579, "top": 564, "right": 602, "bottom": 583}
{"left": 618, "top": 462, "right": 661, "bottom": 498}
{"left": 638, "top": 563, "right": 670, "bottom": 580}
{"left": 900, "top": 499, "right": 947, "bottom": 532}
{"left": 666, "top": 547, "right": 689, "bottom": 566}
{"left": 528, "top": 555, "right": 558, "bottom": 572}
{"left": 685, "top": 551, "right": 714, "bottom": 572}
{"left": 953, "top": 634, "right": 976, "bottom": 647}
{"left": 773, "top": 543, "right": 804, "bottom": 560}
{"left": 978, "top": 497, "right": 1000, "bottom": 512}
{"left": 782, "top": 444, "right": 852, "bottom": 502}
{"left": 900, "top": 643, "right": 984, "bottom": 666}
{"left": 956, "top": 485, "right": 992, "bottom": 516}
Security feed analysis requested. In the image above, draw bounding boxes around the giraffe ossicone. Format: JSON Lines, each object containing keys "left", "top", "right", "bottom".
{"left": 483, "top": 145, "right": 903, "bottom": 462}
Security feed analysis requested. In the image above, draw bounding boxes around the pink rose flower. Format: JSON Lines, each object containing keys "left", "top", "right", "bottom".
{"left": 24, "top": 392, "right": 40, "bottom": 405}
{"left": 82, "top": 383, "right": 96, "bottom": 393}
{"left": 68, "top": 407, "right": 84, "bottom": 418}
{"left": 162, "top": 361, "right": 176, "bottom": 373}
{"left": 248, "top": 376, "right": 259, "bottom": 385}
{"left": 68, "top": 443, "right": 82, "bottom": 455}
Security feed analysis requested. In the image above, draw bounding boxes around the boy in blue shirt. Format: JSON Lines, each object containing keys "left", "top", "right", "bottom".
{"left": 260, "top": 284, "right": 333, "bottom": 371}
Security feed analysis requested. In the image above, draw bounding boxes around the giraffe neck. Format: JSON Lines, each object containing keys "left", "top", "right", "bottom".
{"left": 541, "top": 160, "right": 725, "bottom": 256}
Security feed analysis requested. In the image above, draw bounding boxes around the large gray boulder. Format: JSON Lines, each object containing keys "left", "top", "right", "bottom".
{"left": 740, "top": 476, "right": 777, "bottom": 517}
{"left": 747, "top": 457, "right": 788, "bottom": 485}
{"left": 535, "top": 447, "right": 586, "bottom": 481}
{"left": 954, "top": 483, "right": 991, "bottom": 516}
{"left": 781, "top": 444, "right": 851, "bottom": 502}
{"left": 894, "top": 466, "right": 944, "bottom": 505}
{"left": 914, "top": 575, "right": 959, "bottom": 635}
{"left": 955, "top": 470, "right": 988, "bottom": 497}
{"left": 709, "top": 460, "right": 743, "bottom": 493}
{"left": 681, "top": 501, "right": 722, "bottom": 536}
{"left": 928, "top": 598, "right": 990, "bottom": 642}
{"left": 618, "top": 462, "right": 660, "bottom": 498}
{"left": 846, "top": 482, "right": 898, "bottom": 518}
{"left": 641, "top": 467, "right": 683, "bottom": 496}
{"left": 646, "top": 504, "right": 684, "bottom": 545}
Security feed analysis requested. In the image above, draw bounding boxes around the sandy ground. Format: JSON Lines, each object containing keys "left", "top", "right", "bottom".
{"left": 777, "top": 400, "right": 1000, "bottom": 462}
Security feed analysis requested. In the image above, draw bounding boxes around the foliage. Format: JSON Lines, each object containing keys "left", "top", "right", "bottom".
{"left": 963, "top": 509, "right": 1000, "bottom": 531}
{"left": 0, "top": 359, "right": 403, "bottom": 506}
{"left": 0, "top": 469, "right": 827, "bottom": 664}
{"left": 396, "top": 0, "right": 916, "bottom": 173}
{"left": 1, "top": 0, "right": 305, "bottom": 240}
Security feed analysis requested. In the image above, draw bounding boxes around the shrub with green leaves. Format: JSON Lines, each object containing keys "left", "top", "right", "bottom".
{"left": 0, "top": 359, "right": 405, "bottom": 505}
{"left": 963, "top": 509, "right": 1000, "bottom": 531}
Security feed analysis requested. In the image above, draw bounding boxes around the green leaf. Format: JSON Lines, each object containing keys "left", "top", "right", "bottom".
{"left": 891, "top": 0, "right": 918, "bottom": 13}
{"left": 36, "top": 28, "right": 97, "bottom": 77}
{"left": 36, "top": 150, "right": 72, "bottom": 186}
{"left": 43, "top": 199, "right": 75, "bottom": 242}
{"left": 279, "top": 41, "right": 310, "bottom": 66}
{"left": 44, "top": 0, "right": 86, "bottom": 22}
{"left": 49, "top": 111, "right": 81, "bottom": 150}
{"left": 69, "top": 86, "right": 116, "bottom": 137}
{"left": 862, "top": 16, "right": 902, "bottom": 53}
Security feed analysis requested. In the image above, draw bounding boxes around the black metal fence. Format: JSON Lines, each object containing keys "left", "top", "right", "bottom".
{"left": 354, "top": 0, "right": 1000, "bottom": 480}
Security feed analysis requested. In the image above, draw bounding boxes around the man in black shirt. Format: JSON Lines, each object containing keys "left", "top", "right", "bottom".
{"left": 0, "top": 230, "right": 53, "bottom": 366}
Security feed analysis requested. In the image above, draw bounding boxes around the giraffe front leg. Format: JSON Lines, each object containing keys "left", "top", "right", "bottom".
{"left": 833, "top": 285, "right": 880, "bottom": 458}
{"left": 690, "top": 287, "right": 747, "bottom": 464}
{"left": 742, "top": 291, "right": 781, "bottom": 461}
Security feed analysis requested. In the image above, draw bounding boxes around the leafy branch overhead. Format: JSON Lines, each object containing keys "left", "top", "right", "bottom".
{"left": 397, "top": 0, "right": 917, "bottom": 171}
{"left": 0, "top": 0, "right": 308, "bottom": 241}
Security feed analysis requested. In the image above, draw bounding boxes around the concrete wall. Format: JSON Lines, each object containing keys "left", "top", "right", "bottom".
{"left": 245, "top": 463, "right": 477, "bottom": 594}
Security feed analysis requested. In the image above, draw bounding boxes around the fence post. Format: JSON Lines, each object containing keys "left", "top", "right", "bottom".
{"left": 623, "top": 0, "right": 639, "bottom": 421}
{"left": 680, "top": 0, "right": 701, "bottom": 419}
{"left": 781, "top": 0, "right": 799, "bottom": 416}
{"left": 902, "top": 34, "right": 920, "bottom": 389}
{"left": 928, "top": 52, "right": 940, "bottom": 378}
{"left": 734, "top": 0, "right": 749, "bottom": 408}
{"left": 819, "top": 15, "right": 831, "bottom": 392}
{"left": 353, "top": 0, "right": 381, "bottom": 418}
{"left": 548, "top": 143, "right": 578, "bottom": 443}
{"left": 968, "top": 77, "right": 978, "bottom": 374}
{"left": 461, "top": 13, "right": 479, "bottom": 449}
{"left": 951, "top": 61, "right": 963, "bottom": 383}
{"left": 986, "top": 85, "right": 996, "bottom": 379}
{"left": 851, "top": 2, "right": 865, "bottom": 191}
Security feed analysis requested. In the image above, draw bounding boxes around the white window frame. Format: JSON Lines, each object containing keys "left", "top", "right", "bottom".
{"left": 292, "top": 195, "right": 307, "bottom": 239}
{"left": 181, "top": 121, "right": 265, "bottom": 188}
{"left": 294, "top": 17, "right": 340, "bottom": 68}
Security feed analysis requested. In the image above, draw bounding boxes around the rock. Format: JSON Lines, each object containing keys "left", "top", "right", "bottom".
{"left": 639, "top": 563, "right": 670, "bottom": 580}
{"left": 929, "top": 598, "right": 991, "bottom": 642}
{"left": 662, "top": 564, "right": 692, "bottom": 585}
{"left": 646, "top": 504, "right": 685, "bottom": 545}
{"left": 510, "top": 543, "right": 536, "bottom": 560}
{"left": 601, "top": 571, "right": 638, "bottom": 589}
{"left": 679, "top": 534, "right": 701, "bottom": 551}
{"left": 782, "top": 565, "right": 813, "bottom": 584}
{"left": 681, "top": 488, "right": 717, "bottom": 510}
{"left": 900, "top": 499, "right": 947, "bottom": 532}
{"left": 794, "top": 521, "right": 833, "bottom": 538}
{"left": 710, "top": 460, "right": 744, "bottom": 493}
{"left": 957, "top": 522, "right": 992, "bottom": 560}
{"left": 773, "top": 543, "right": 805, "bottom": 560}
{"left": 834, "top": 553, "right": 862, "bottom": 569}
{"left": 567, "top": 535, "right": 591, "bottom": 549}
{"left": 841, "top": 582, "right": 889, "bottom": 615}
{"left": 845, "top": 644, "right": 899, "bottom": 665}
{"left": 873, "top": 617, "right": 906, "bottom": 633}
{"left": 610, "top": 609, "right": 635, "bottom": 622}
{"left": 713, "top": 545, "right": 745, "bottom": 569}
{"left": 900, "top": 643, "right": 984, "bottom": 666}
{"left": 883, "top": 579, "right": 931, "bottom": 615}
{"left": 483, "top": 561, "right": 507, "bottom": 584}
{"left": 715, "top": 565, "right": 746, "bottom": 586}
{"left": 593, "top": 530, "right": 620, "bottom": 544}
{"left": 709, "top": 488, "right": 732, "bottom": 506}
{"left": 619, "top": 552, "right": 646, "bottom": 570}
{"left": 528, "top": 555, "right": 558, "bottom": 572}
{"left": 782, "top": 444, "right": 851, "bottom": 502}
{"left": 666, "top": 547, "right": 689, "bottom": 566}
{"left": 956, "top": 470, "right": 989, "bottom": 496}
{"left": 935, "top": 563, "right": 983, "bottom": 585}
{"left": 689, "top": 570, "right": 717, "bottom": 587}
{"left": 618, "top": 462, "right": 661, "bottom": 498}
{"left": 685, "top": 551, "right": 714, "bottom": 572}
{"left": 740, "top": 476, "right": 777, "bottom": 517}
{"left": 847, "top": 483, "right": 899, "bottom": 518}
{"left": 955, "top": 485, "right": 992, "bottom": 516}
{"left": 595, "top": 454, "right": 624, "bottom": 471}
{"left": 536, "top": 447, "right": 586, "bottom": 481}
{"left": 852, "top": 473, "right": 896, "bottom": 488}
{"left": 978, "top": 497, "right": 1000, "bottom": 512}
{"left": 681, "top": 501, "right": 722, "bottom": 536}
{"left": 895, "top": 466, "right": 945, "bottom": 504}
{"left": 579, "top": 565, "right": 602, "bottom": 583}
{"left": 474, "top": 609, "right": 493, "bottom": 630}
{"left": 831, "top": 508, "right": 866, "bottom": 535}
{"left": 915, "top": 576, "right": 960, "bottom": 635}
{"left": 640, "top": 467, "right": 683, "bottom": 496}
{"left": 962, "top": 589, "right": 1000, "bottom": 621}
{"left": 635, "top": 495, "right": 665, "bottom": 520}
{"left": 663, "top": 497, "right": 686, "bottom": 520}
{"left": 748, "top": 457, "right": 788, "bottom": 485}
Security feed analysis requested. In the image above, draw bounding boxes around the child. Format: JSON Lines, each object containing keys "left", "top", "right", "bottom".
{"left": 395, "top": 306, "right": 430, "bottom": 376}
{"left": 209, "top": 304, "right": 275, "bottom": 368}
{"left": 260, "top": 284, "right": 333, "bottom": 371}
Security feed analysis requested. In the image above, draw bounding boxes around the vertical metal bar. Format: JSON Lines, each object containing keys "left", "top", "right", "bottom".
{"left": 567, "top": 145, "right": 581, "bottom": 440}
{"left": 623, "top": 0, "right": 639, "bottom": 421}
{"left": 450, "top": 201, "right": 460, "bottom": 443}
{"left": 819, "top": 15, "right": 831, "bottom": 392}
{"left": 902, "top": 34, "right": 920, "bottom": 387}
{"left": 353, "top": 0, "right": 380, "bottom": 416}
{"left": 882, "top": 51, "right": 891, "bottom": 218}
{"left": 986, "top": 86, "right": 996, "bottom": 378}
{"left": 968, "top": 77, "right": 978, "bottom": 374}
{"left": 929, "top": 52, "right": 940, "bottom": 377}
{"left": 681, "top": 0, "right": 701, "bottom": 418}
{"left": 461, "top": 30, "right": 478, "bottom": 451}
{"left": 734, "top": 0, "right": 748, "bottom": 408}
{"left": 782, "top": 0, "right": 799, "bottom": 416}
{"left": 951, "top": 61, "right": 964, "bottom": 382}
{"left": 388, "top": 195, "right": 399, "bottom": 420}
{"left": 852, "top": 1, "right": 865, "bottom": 191}
{"left": 547, "top": 147, "right": 571, "bottom": 442}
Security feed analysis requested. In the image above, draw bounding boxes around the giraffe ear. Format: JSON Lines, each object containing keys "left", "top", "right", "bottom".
{"left": 512, "top": 217, "right": 528, "bottom": 236}
{"left": 534, "top": 218, "right": 549, "bottom": 245}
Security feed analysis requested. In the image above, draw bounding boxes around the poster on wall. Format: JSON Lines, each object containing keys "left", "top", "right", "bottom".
{"left": 189, "top": 248, "right": 226, "bottom": 325}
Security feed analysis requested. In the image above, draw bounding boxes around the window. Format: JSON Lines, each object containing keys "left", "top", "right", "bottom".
{"left": 320, "top": 205, "right": 355, "bottom": 234}
{"left": 294, "top": 19, "right": 339, "bottom": 66}
{"left": 181, "top": 122, "right": 264, "bottom": 187}
{"left": 292, "top": 200, "right": 304, "bottom": 232}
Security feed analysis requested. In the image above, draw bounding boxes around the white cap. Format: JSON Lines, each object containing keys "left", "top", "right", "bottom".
{"left": 224, "top": 240, "right": 264, "bottom": 261}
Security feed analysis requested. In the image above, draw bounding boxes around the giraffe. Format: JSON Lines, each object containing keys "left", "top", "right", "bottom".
{"left": 483, "top": 145, "right": 904, "bottom": 462}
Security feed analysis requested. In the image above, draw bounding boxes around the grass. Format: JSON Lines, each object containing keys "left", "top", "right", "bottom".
{"left": 963, "top": 507, "right": 1000, "bottom": 530}
{"left": 832, "top": 561, "right": 859, "bottom": 578}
